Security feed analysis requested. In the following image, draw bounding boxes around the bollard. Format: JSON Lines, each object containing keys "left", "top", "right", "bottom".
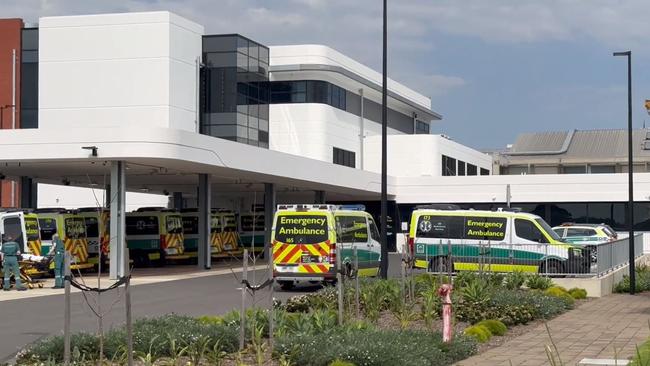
{"left": 438, "top": 284, "right": 453, "bottom": 343}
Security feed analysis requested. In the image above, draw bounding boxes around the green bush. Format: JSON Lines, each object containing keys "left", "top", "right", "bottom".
{"left": 544, "top": 287, "right": 575, "bottom": 306}
{"left": 526, "top": 274, "right": 553, "bottom": 290}
{"left": 275, "top": 328, "right": 476, "bottom": 366}
{"left": 476, "top": 320, "right": 507, "bottom": 336}
{"left": 615, "top": 266, "right": 650, "bottom": 293}
{"left": 330, "top": 360, "right": 356, "bottom": 366}
{"left": 463, "top": 325, "right": 492, "bottom": 343}
{"left": 568, "top": 288, "right": 587, "bottom": 299}
{"left": 198, "top": 315, "right": 224, "bottom": 325}
{"left": 631, "top": 335, "right": 650, "bottom": 366}
{"left": 18, "top": 314, "right": 238, "bottom": 364}
{"left": 504, "top": 271, "right": 528, "bottom": 290}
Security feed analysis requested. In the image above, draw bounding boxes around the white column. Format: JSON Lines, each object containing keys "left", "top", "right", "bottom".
{"left": 109, "top": 161, "right": 126, "bottom": 279}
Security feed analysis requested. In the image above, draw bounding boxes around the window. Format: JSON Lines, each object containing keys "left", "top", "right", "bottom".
{"left": 65, "top": 218, "right": 87, "bottom": 239}
{"left": 84, "top": 217, "right": 99, "bottom": 238}
{"left": 274, "top": 214, "right": 328, "bottom": 244}
{"left": 368, "top": 218, "right": 380, "bottom": 242}
{"left": 182, "top": 216, "right": 199, "bottom": 235}
{"left": 270, "top": 80, "right": 347, "bottom": 111}
{"left": 563, "top": 165, "right": 587, "bottom": 174}
{"left": 442, "top": 155, "right": 456, "bottom": 176}
{"left": 240, "top": 214, "right": 265, "bottom": 232}
{"left": 467, "top": 164, "right": 477, "bottom": 176}
{"left": 458, "top": 161, "right": 466, "bottom": 176}
{"left": 3, "top": 217, "right": 25, "bottom": 251}
{"left": 333, "top": 147, "right": 356, "bottom": 168}
{"left": 415, "top": 121, "right": 429, "bottom": 134}
{"left": 38, "top": 218, "right": 57, "bottom": 241}
{"left": 480, "top": 168, "right": 490, "bottom": 176}
{"left": 25, "top": 218, "right": 40, "bottom": 241}
{"left": 416, "top": 215, "right": 464, "bottom": 239}
{"left": 590, "top": 165, "right": 616, "bottom": 174}
{"left": 514, "top": 219, "right": 547, "bottom": 243}
{"left": 126, "top": 216, "right": 159, "bottom": 236}
{"left": 335, "top": 216, "right": 368, "bottom": 243}
{"left": 549, "top": 203, "right": 587, "bottom": 226}
{"left": 464, "top": 217, "right": 507, "bottom": 241}
{"left": 566, "top": 228, "right": 596, "bottom": 237}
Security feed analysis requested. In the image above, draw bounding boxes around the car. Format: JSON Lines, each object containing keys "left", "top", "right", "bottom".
{"left": 552, "top": 223, "right": 618, "bottom": 263}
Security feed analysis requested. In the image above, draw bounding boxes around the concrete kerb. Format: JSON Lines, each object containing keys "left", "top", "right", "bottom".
{"left": 0, "top": 264, "right": 267, "bottom": 302}
{"left": 553, "top": 254, "right": 650, "bottom": 297}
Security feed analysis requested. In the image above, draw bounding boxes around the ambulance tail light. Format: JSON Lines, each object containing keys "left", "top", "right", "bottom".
{"left": 160, "top": 235, "right": 168, "bottom": 249}
{"left": 408, "top": 236, "right": 414, "bottom": 256}
{"left": 329, "top": 242, "right": 336, "bottom": 265}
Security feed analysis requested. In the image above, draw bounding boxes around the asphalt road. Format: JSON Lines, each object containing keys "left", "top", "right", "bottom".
{"left": 0, "top": 254, "right": 404, "bottom": 362}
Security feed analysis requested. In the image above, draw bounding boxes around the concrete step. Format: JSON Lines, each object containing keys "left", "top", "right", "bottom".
{"left": 578, "top": 358, "right": 630, "bottom": 366}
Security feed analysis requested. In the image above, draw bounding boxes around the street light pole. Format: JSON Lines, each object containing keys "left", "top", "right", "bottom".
{"left": 613, "top": 50, "right": 635, "bottom": 295}
{"left": 379, "top": 0, "right": 389, "bottom": 279}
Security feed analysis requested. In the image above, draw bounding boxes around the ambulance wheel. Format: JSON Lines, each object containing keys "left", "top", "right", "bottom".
{"left": 539, "top": 260, "right": 563, "bottom": 275}
{"left": 429, "top": 256, "right": 452, "bottom": 274}
{"left": 278, "top": 281, "right": 294, "bottom": 291}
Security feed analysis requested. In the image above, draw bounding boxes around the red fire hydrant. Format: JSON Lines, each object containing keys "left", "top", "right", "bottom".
{"left": 438, "top": 284, "right": 453, "bottom": 343}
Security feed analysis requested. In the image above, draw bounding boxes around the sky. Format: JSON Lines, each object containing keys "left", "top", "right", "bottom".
{"left": 4, "top": 0, "right": 650, "bottom": 150}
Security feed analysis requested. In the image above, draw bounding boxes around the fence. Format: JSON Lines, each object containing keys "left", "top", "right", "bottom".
{"left": 417, "top": 234, "right": 645, "bottom": 277}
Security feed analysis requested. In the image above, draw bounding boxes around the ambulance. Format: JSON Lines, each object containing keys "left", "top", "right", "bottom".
{"left": 125, "top": 208, "right": 186, "bottom": 266}
{"left": 272, "top": 204, "right": 381, "bottom": 290}
{"left": 0, "top": 210, "right": 50, "bottom": 278}
{"left": 181, "top": 208, "right": 224, "bottom": 260}
{"left": 408, "top": 206, "right": 591, "bottom": 274}
{"left": 78, "top": 208, "right": 110, "bottom": 268}
{"left": 214, "top": 210, "right": 242, "bottom": 257}
{"left": 239, "top": 212, "right": 265, "bottom": 255}
{"left": 34, "top": 208, "right": 94, "bottom": 270}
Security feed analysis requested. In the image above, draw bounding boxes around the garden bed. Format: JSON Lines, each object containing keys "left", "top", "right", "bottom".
{"left": 15, "top": 272, "right": 586, "bottom": 366}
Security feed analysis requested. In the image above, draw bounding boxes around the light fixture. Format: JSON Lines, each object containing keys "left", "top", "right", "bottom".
{"left": 81, "top": 146, "right": 98, "bottom": 157}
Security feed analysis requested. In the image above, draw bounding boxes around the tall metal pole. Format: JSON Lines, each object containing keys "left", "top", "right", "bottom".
{"left": 379, "top": 0, "right": 389, "bottom": 279}
{"left": 614, "top": 50, "right": 635, "bottom": 295}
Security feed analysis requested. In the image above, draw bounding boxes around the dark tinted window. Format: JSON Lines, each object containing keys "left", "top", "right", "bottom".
{"left": 65, "top": 218, "right": 87, "bottom": 239}
{"left": 275, "top": 215, "right": 328, "bottom": 244}
{"left": 480, "top": 168, "right": 490, "bottom": 176}
{"left": 458, "top": 161, "right": 466, "bottom": 176}
{"left": 566, "top": 228, "right": 596, "bottom": 237}
{"left": 240, "top": 214, "right": 264, "bottom": 231}
{"left": 182, "top": 216, "right": 199, "bottom": 235}
{"left": 335, "top": 215, "right": 368, "bottom": 243}
{"left": 333, "top": 147, "right": 355, "bottom": 168}
{"left": 3, "top": 217, "right": 25, "bottom": 251}
{"left": 84, "top": 217, "right": 99, "bottom": 237}
{"left": 166, "top": 216, "right": 183, "bottom": 234}
{"left": 515, "top": 219, "right": 547, "bottom": 243}
{"left": 442, "top": 155, "right": 456, "bottom": 176}
{"left": 25, "top": 218, "right": 40, "bottom": 241}
{"left": 39, "top": 218, "right": 57, "bottom": 240}
{"left": 270, "top": 80, "right": 347, "bottom": 110}
{"left": 416, "top": 120, "right": 429, "bottom": 134}
{"left": 467, "top": 164, "right": 477, "bottom": 176}
{"left": 368, "top": 218, "right": 380, "bottom": 241}
{"left": 416, "top": 215, "right": 464, "bottom": 239}
{"left": 126, "top": 216, "right": 159, "bottom": 236}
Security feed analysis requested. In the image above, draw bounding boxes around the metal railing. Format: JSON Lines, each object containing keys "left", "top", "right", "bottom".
{"left": 594, "top": 234, "right": 644, "bottom": 277}
{"left": 415, "top": 235, "right": 645, "bottom": 277}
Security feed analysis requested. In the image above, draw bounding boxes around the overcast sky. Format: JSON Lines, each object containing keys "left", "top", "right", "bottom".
{"left": 5, "top": 0, "right": 650, "bottom": 149}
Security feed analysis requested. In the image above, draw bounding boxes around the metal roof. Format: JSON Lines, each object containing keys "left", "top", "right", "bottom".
{"left": 503, "top": 128, "right": 650, "bottom": 164}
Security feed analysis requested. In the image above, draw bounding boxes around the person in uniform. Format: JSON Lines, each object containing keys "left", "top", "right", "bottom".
{"left": 51, "top": 233, "right": 65, "bottom": 289}
{"left": 1, "top": 231, "right": 26, "bottom": 291}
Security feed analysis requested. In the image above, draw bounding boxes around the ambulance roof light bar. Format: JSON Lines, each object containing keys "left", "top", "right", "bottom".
{"left": 276, "top": 204, "right": 338, "bottom": 212}
{"left": 337, "top": 204, "right": 366, "bottom": 211}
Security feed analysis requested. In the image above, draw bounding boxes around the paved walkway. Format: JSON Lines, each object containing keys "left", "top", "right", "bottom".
{"left": 457, "top": 293, "right": 650, "bottom": 366}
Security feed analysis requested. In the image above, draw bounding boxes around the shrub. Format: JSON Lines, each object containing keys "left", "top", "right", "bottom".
{"left": 198, "top": 315, "right": 224, "bottom": 325}
{"left": 476, "top": 320, "right": 507, "bottom": 336}
{"left": 504, "top": 271, "right": 528, "bottom": 290}
{"left": 568, "top": 288, "right": 587, "bottom": 299}
{"left": 544, "top": 287, "right": 575, "bottom": 307}
{"left": 526, "top": 274, "right": 553, "bottom": 290}
{"left": 330, "top": 360, "right": 356, "bottom": 366}
{"left": 275, "top": 328, "right": 476, "bottom": 366}
{"left": 463, "top": 325, "right": 492, "bottom": 343}
{"left": 17, "top": 333, "right": 99, "bottom": 364}
{"left": 615, "top": 266, "right": 650, "bottom": 293}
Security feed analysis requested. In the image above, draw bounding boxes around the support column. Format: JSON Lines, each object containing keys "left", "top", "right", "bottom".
{"left": 109, "top": 161, "right": 126, "bottom": 279}
{"left": 104, "top": 184, "right": 111, "bottom": 208}
{"left": 314, "top": 190, "right": 326, "bottom": 204}
{"left": 198, "top": 174, "right": 211, "bottom": 269}
{"left": 264, "top": 183, "right": 276, "bottom": 261}
{"left": 173, "top": 192, "right": 184, "bottom": 210}
{"left": 20, "top": 177, "right": 37, "bottom": 209}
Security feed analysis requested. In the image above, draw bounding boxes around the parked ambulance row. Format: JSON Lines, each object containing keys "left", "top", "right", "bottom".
{"left": 0, "top": 207, "right": 267, "bottom": 275}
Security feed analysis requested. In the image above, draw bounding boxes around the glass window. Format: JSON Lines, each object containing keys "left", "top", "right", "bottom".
{"left": 368, "top": 218, "right": 380, "bottom": 241}
{"left": 259, "top": 47, "right": 269, "bottom": 64}
{"left": 240, "top": 214, "right": 264, "bottom": 232}
{"left": 166, "top": 216, "right": 183, "bottom": 234}
{"left": 65, "top": 218, "right": 87, "bottom": 239}
{"left": 467, "top": 164, "right": 477, "bottom": 176}
{"left": 553, "top": 228, "right": 565, "bottom": 237}
{"left": 442, "top": 155, "right": 456, "bottom": 176}
{"left": 590, "top": 165, "right": 616, "bottom": 174}
{"left": 563, "top": 165, "right": 587, "bottom": 174}
{"left": 182, "top": 216, "right": 199, "bottom": 235}
{"left": 22, "top": 28, "right": 38, "bottom": 50}
{"left": 333, "top": 147, "right": 355, "bottom": 168}
{"left": 634, "top": 202, "right": 650, "bottom": 231}
{"left": 21, "top": 50, "right": 38, "bottom": 63}
{"left": 274, "top": 214, "right": 328, "bottom": 244}
{"left": 259, "top": 130, "right": 269, "bottom": 143}
{"left": 236, "top": 37, "right": 248, "bottom": 55}
{"left": 203, "top": 36, "right": 237, "bottom": 52}
{"left": 38, "top": 218, "right": 57, "bottom": 241}
{"left": 335, "top": 216, "right": 368, "bottom": 243}
{"left": 505, "top": 165, "right": 529, "bottom": 175}
{"left": 566, "top": 228, "right": 596, "bottom": 237}
{"left": 416, "top": 121, "right": 429, "bottom": 134}
{"left": 515, "top": 219, "right": 547, "bottom": 243}
{"left": 550, "top": 203, "right": 587, "bottom": 226}
{"left": 84, "top": 217, "right": 99, "bottom": 238}
{"left": 416, "top": 215, "right": 464, "bottom": 239}
{"left": 126, "top": 216, "right": 159, "bottom": 236}
{"left": 25, "top": 218, "right": 40, "bottom": 241}
{"left": 458, "top": 161, "right": 466, "bottom": 176}
{"left": 3, "top": 217, "right": 25, "bottom": 251}
{"left": 205, "top": 52, "right": 237, "bottom": 67}
{"left": 480, "top": 168, "right": 490, "bottom": 176}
